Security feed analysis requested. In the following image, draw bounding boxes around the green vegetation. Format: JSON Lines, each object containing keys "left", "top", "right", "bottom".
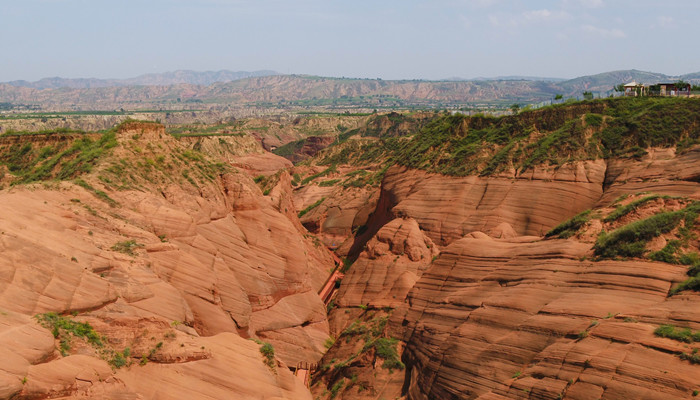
{"left": 74, "top": 178, "right": 118, "bottom": 206}
{"left": 655, "top": 324, "right": 700, "bottom": 343}
{"left": 329, "top": 378, "right": 345, "bottom": 399}
{"left": 298, "top": 197, "right": 325, "bottom": 218}
{"left": 301, "top": 166, "right": 337, "bottom": 185}
{"left": 111, "top": 240, "right": 144, "bottom": 256}
{"left": 35, "top": 312, "right": 137, "bottom": 369}
{"left": 585, "top": 113, "right": 603, "bottom": 127}
{"left": 35, "top": 312, "right": 103, "bottom": 356}
{"left": 367, "top": 337, "right": 405, "bottom": 370}
{"left": 649, "top": 240, "right": 682, "bottom": 264}
{"left": 109, "top": 348, "right": 131, "bottom": 368}
{"left": 99, "top": 138, "right": 229, "bottom": 191}
{"left": 330, "top": 312, "right": 403, "bottom": 374}
{"left": 603, "top": 195, "right": 661, "bottom": 223}
{"left": 546, "top": 210, "right": 591, "bottom": 238}
{"left": 318, "top": 179, "right": 340, "bottom": 187}
{"left": 259, "top": 342, "right": 276, "bottom": 369}
{"left": 0, "top": 131, "right": 118, "bottom": 184}
{"left": 680, "top": 350, "right": 700, "bottom": 364}
{"left": 594, "top": 202, "right": 700, "bottom": 259}
{"left": 1, "top": 127, "right": 85, "bottom": 136}
{"left": 655, "top": 325, "right": 700, "bottom": 365}
{"left": 272, "top": 138, "right": 305, "bottom": 158}
{"left": 252, "top": 172, "right": 281, "bottom": 195}
{"left": 303, "top": 97, "right": 700, "bottom": 179}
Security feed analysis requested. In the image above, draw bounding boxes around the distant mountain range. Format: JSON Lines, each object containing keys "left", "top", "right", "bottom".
{"left": 5, "top": 70, "right": 278, "bottom": 89}
{"left": 448, "top": 76, "right": 566, "bottom": 83}
{"left": 1, "top": 69, "right": 699, "bottom": 110}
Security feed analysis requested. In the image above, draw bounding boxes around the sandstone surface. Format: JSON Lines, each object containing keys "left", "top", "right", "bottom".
{"left": 0, "top": 122, "right": 334, "bottom": 399}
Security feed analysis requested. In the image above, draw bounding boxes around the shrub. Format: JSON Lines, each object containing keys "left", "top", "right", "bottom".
{"left": 111, "top": 240, "right": 144, "bottom": 256}
{"left": 594, "top": 211, "right": 684, "bottom": 258}
{"left": 603, "top": 195, "right": 660, "bottom": 223}
{"left": 35, "top": 313, "right": 103, "bottom": 356}
{"left": 649, "top": 240, "right": 681, "bottom": 264}
{"left": 330, "top": 378, "right": 345, "bottom": 399}
{"left": 654, "top": 325, "right": 700, "bottom": 342}
{"left": 585, "top": 113, "right": 603, "bottom": 127}
{"left": 671, "top": 277, "right": 700, "bottom": 295}
{"left": 546, "top": 210, "right": 591, "bottom": 238}
{"left": 680, "top": 351, "right": 700, "bottom": 364}
{"left": 298, "top": 197, "right": 325, "bottom": 218}
{"left": 369, "top": 337, "right": 405, "bottom": 370}
{"left": 595, "top": 201, "right": 700, "bottom": 259}
{"left": 318, "top": 179, "right": 340, "bottom": 187}
{"left": 259, "top": 342, "right": 276, "bottom": 369}
{"left": 109, "top": 348, "right": 131, "bottom": 368}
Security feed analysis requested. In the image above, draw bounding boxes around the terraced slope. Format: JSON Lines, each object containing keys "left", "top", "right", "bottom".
{"left": 310, "top": 98, "right": 700, "bottom": 400}
{"left": 0, "top": 121, "right": 334, "bottom": 399}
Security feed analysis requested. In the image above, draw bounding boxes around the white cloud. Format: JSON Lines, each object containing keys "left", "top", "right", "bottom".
{"left": 579, "top": 0, "right": 604, "bottom": 8}
{"left": 652, "top": 16, "right": 674, "bottom": 28}
{"left": 472, "top": 0, "right": 498, "bottom": 7}
{"left": 582, "top": 24, "right": 626, "bottom": 38}
{"left": 489, "top": 9, "right": 570, "bottom": 27}
{"left": 522, "top": 9, "right": 570, "bottom": 22}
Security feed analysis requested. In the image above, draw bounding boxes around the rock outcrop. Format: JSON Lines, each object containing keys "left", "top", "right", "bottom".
{"left": 317, "top": 144, "right": 700, "bottom": 399}
{"left": 0, "top": 122, "right": 334, "bottom": 399}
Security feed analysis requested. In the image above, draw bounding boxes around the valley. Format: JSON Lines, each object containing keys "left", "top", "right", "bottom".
{"left": 1, "top": 96, "right": 700, "bottom": 400}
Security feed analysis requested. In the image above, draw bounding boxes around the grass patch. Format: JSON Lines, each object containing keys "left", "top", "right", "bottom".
{"left": 0, "top": 132, "right": 118, "bottom": 184}
{"left": 594, "top": 202, "right": 700, "bottom": 259}
{"left": 365, "top": 337, "right": 405, "bottom": 370}
{"left": 301, "top": 166, "right": 337, "bottom": 185}
{"left": 304, "top": 98, "right": 700, "bottom": 179}
{"left": 111, "top": 240, "right": 144, "bottom": 256}
{"left": 603, "top": 195, "right": 661, "bottom": 223}
{"left": 546, "top": 210, "right": 591, "bottom": 238}
{"left": 318, "top": 179, "right": 340, "bottom": 187}
{"left": 35, "top": 312, "right": 103, "bottom": 356}
{"left": 655, "top": 324, "right": 700, "bottom": 343}
{"left": 74, "top": 178, "right": 118, "bottom": 207}
{"left": 298, "top": 197, "right": 325, "bottom": 218}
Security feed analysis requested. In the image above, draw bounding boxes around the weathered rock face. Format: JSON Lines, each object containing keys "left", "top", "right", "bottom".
{"left": 282, "top": 136, "right": 337, "bottom": 164}
{"left": 599, "top": 146, "right": 700, "bottom": 205}
{"left": 117, "top": 333, "right": 312, "bottom": 400}
{"left": 336, "top": 217, "right": 438, "bottom": 309}
{"left": 0, "top": 123, "right": 334, "bottom": 399}
{"left": 295, "top": 183, "right": 379, "bottom": 250}
{"left": 230, "top": 152, "right": 294, "bottom": 176}
{"left": 393, "top": 237, "right": 700, "bottom": 400}
{"left": 317, "top": 145, "right": 700, "bottom": 400}
{"left": 379, "top": 162, "right": 606, "bottom": 246}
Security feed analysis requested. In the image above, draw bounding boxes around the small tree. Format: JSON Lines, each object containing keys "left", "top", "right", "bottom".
{"left": 510, "top": 104, "right": 520, "bottom": 114}
{"left": 583, "top": 91, "right": 594, "bottom": 100}
{"left": 614, "top": 84, "right": 625, "bottom": 92}
{"left": 554, "top": 94, "right": 563, "bottom": 100}
{"left": 675, "top": 80, "right": 689, "bottom": 90}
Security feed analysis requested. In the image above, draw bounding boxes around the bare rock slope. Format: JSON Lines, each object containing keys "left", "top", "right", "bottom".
{"left": 0, "top": 122, "right": 333, "bottom": 399}
{"left": 316, "top": 144, "right": 700, "bottom": 399}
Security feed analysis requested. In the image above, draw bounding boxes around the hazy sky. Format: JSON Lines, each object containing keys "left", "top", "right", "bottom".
{"left": 2, "top": 0, "right": 699, "bottom": 81}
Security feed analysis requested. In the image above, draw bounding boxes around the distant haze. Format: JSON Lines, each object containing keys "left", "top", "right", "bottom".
{"left": 1, "top": 1, "right": 700, "bottom": 82}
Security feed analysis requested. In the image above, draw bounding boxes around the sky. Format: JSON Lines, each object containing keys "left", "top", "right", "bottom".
{"left": 1, "top": 0, "right": 699, "bottom": 82}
